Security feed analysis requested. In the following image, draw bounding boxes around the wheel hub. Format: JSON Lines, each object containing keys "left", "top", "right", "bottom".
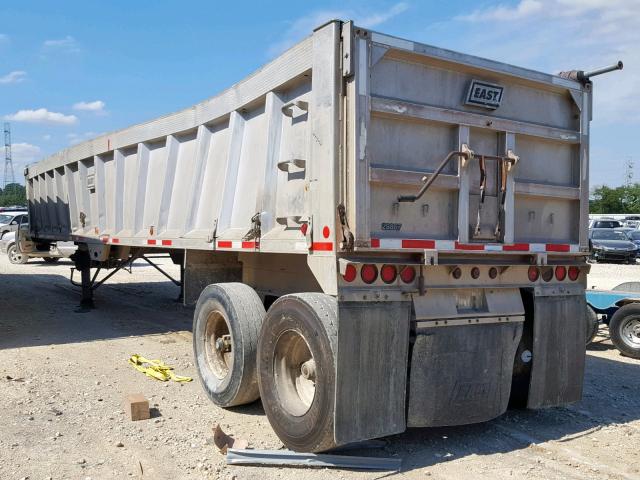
{"left": 204, "top": 311, "right": 233, "bottom": 380}
{"left": 273, "top": 329, "right": 316, "bottom": 417}
{"left": 622, "top": 318, "right": 640, "bottom": 347}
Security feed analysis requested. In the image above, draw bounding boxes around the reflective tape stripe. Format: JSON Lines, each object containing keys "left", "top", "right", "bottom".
{"left": 454, "top": 241, "right": 484, "bottom": 251}
{"left": 369, "top": 238, "right": 578, "bottom": 253}
{"left": 402, "top": 239, "right": 435, "bottom": 249}
{"left": 311, "top": 242, "right": 333, "bottom": 251}
{"left": 217, "top": 240, "right": 257, "bottom": 250}
{"left": 502, "top": 243, "right": 529, "bottom": 251}
{"left": 546, "top": 243, "right": 570, "bottom": 252}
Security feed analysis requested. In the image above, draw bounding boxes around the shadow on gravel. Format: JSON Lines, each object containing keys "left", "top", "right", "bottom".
{"left": 0, "top": 273, "right": 190, "bottom": 350}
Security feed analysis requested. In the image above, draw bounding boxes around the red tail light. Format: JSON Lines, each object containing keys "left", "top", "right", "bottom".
{"left": 380, "top": 265, "right": 397, "bottom": 284}
{"left": 555, "top": 266, "right": 567, "bottom": 281}
{"left": 343, "top": 264, "right": 357, "bottom": 282}
{"left": 400, "top": 266, "right": 416, "bottom": 283}
{"left": 488, "top": 267, "right": 498, "bottom": 279}
{"left": 568, "top": 266, "right": 580, "bottom": 281}
{"left": 541, "top": 268, "right": 554, "bottom": 282}
{"left": 528, "top": 266, "right": 539, "bottom": 282}
{"left": 300, "top": 222, "right": 308, "bottom": 236}
{"left": 360, "top": 264, "right": 378, "bottom": 284}
{"left": 471, "top": 267, "right": 480, "bottom": 279}
{"left": 452, "top": 267, "right": 462, "bottom": 279}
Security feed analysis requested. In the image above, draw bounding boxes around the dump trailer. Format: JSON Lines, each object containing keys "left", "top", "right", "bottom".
{"left": 25, "top": 20, "right": 608, "bottom": 452}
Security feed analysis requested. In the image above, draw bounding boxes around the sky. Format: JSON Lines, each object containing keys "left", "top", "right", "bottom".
{"left": 0, "top": 0, "right": 638, "bottom": 187}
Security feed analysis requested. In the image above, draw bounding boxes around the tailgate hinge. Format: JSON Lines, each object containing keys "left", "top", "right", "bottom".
{"left": 337, "top": 204, "right": 354, "bottom": 252}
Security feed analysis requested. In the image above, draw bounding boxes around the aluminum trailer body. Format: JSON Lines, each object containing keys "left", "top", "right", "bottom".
{"left": 26, "top": 21, "right": 593, "bottom": 451}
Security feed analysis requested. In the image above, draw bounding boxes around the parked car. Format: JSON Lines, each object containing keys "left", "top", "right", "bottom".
{"left": 589, "top": 228, "right": 638, "bottom": 263}
{"left": 590, "top": 219, "right": 623, "bottom": 229}
{"left": 0, "top": 205, "right": 28, "bottom": 212}
{"left": 0, "top": 229, "right": 75, "bottom": 264}
{"left": 0, "top": 211, "right": 28, "bottom": 239}
{"left": 621, "top": 229, "right": 640, "bottom": 255}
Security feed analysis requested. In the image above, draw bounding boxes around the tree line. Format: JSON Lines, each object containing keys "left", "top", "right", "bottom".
{"left": 0, "top": 183, "right": 27, "bottom": 207}
{"left": 590, "top": 184, "right": 640, "bottom": 214}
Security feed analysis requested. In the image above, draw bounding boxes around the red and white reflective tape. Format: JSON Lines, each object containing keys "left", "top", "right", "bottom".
{"left": 101, "top": 237, "right": 172, "bottom": 246}
{"left": 146, "top": 239, "right": 172, "bottom": 246}
{"left": 370, "top": 238, "right": 578, "bottom": 253}
{"left": 216, "top": 240, "right": 257, "bottom": 250}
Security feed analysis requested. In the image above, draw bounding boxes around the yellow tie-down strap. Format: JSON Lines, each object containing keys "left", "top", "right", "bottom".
{"left": 128, "top": 354, "right": 193, "bottom": 383}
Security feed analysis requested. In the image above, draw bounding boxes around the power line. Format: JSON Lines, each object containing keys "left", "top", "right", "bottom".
{"left": 3, "top": 122, "right": 15, "bottom": 189}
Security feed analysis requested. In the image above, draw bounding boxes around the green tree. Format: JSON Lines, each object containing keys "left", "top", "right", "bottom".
{"left": 590, "top": 183, "right": 640, "bottom": 214}
{"left": 0, "top": 183, "right": 27, "bottom": 207}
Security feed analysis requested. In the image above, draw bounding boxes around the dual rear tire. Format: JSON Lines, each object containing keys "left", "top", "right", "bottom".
{"left": 193, "top": 285, "right": 337, "bottom": 452}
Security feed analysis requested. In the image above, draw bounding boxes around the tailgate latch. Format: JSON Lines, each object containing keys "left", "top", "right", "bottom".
{"left": 337, "top": 204, "right": 354, "bottom": 252}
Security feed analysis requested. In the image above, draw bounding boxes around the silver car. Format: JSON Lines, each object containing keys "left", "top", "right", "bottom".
{"left": 0, "top": 229, "right": 76, "bottom": 264}
{"left": 0, "top": 211, "right": 28, "bottom": 239}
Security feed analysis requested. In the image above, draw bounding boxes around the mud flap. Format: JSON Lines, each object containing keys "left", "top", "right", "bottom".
{"left": 334, "top": 301, "right": 410, "bottom": 445}
{"left": 527, "top": 293, "right": 586, "bottom": 408}
{"left": 407, "top": 322, "right": 522, "bottom": 427}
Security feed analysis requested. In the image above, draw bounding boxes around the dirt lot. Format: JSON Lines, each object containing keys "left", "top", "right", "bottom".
{"left": 1, "top": 255, "right": 639, "bottom": 480}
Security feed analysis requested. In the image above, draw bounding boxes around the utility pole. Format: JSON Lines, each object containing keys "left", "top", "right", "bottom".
{"left": 3, "top": 122, "right": 15, "bottom": 189}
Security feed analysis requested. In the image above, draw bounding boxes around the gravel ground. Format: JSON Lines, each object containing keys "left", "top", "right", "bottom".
{"left": 1, "top": 254, "right": 639, "bottom": 480}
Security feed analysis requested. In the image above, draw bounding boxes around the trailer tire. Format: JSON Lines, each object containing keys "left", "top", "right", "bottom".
{"left": 609, "top": 304, "right": 640, "bottom": 359}
{"left": 586, "top": 305, "right": 599, "bottom": 346}
{"left": 193, "top": 283, "right": 266, "bottom": 407}
{"left": 258, "top": 293, "right": 337, "bottom": 452}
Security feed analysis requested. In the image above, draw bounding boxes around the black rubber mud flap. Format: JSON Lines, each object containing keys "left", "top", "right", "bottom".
{"left": 407, "top": 322, "right": 522, "bottom": 427}
{"left": 527, "top": 293, "right": 586, "bottom": 408}
{"left": 334, "top": 302, "right": 410, "bottom": 445}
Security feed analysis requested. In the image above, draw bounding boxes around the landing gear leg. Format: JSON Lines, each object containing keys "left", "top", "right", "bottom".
{"left": 73, "top": 245, "right": 94, "bottom": 309}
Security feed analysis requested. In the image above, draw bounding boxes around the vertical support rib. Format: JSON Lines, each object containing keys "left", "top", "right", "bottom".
{"left": 64, "top": 164, "right": 79, "bottom": 232}
{"left": 78, "top": 160, "right": 91, "bottom": 233}
{"left": 94, "top": 155, "right": 106, "bottom": 233}
{"left": 354, "top": 36, "right": 371, "bottom": 243}
{"left": 158, "top": 135, "right": 179, "bottom": 234}
{"left": 457, "top": 125, "right": 471, "bottom": 243}
{"left": 218, "top": 111, "right": 245, "bottom": 233}
{"left": 184, "top": 125, "right": 212, "bottom": 233}
{"left": 578, "top": 89, "right": 591, "bottom": 250}
{"left": 114, "top": 149, "right": 125, "bottom": 234}
{"left": 259, "top": 91, "right": 284, "bottom": 233}
{"left": 45, "top": 172, "right": 56, "bottom": 233}
{"left": 53, "top": 168, "right": 67, "bottom": 234}
{"left": 134, "top": 143, "right": 150, "bottom": 236}
{"left": 500, "top": 132, "right": 516, "bottom": 244}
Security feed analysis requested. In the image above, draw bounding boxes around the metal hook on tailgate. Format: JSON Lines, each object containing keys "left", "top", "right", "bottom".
{"left": 397, "top": 145, "right": 474, "bottom": 203}
{"left": 474, "top": 156, "right": 487, "bottom": 236}
{"left": 495, "top": 150, "right": 519, "bottom": 238}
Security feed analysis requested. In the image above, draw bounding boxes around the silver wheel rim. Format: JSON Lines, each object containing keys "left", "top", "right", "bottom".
{"left": 621, "top": 316, "right": 640, "bottom": 348}
{"left": 9, "top": 247, "right": 22, "bottom": 263}
{"left": 203, "top": 310, "right": 233, "bottom": 380}
{"left": 273, "top": 329, "right": 316, "bottom": 417}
